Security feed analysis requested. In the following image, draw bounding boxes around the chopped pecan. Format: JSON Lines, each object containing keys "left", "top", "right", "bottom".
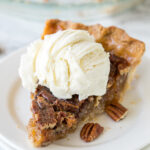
{"left": 80, "top": 123, "right": 104, "bottom": 142}
{"left": 54, "top": 100, "right": 79, "bottom": 113}
{"left": 31, "top": 97, "right": 57, "bottom": 130}
{"left": 37, "top": 88, "right": 57, "bottom": 104}
{"left": 56, "top": 111, "right": 66, "bottom": 125}
{"left": 65, "top": 115, "right": 77, "bottom": 128}
{"left": 105, "top": 102, "right": 128, "bottom": 121}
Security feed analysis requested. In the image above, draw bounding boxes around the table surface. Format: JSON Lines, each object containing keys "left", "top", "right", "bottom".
{"left": 0, "top": 0, "right": 150, "bottom": 149}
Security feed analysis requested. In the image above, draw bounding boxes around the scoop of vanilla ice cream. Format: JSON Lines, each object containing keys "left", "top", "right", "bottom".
{"left": 19, "top": 29, "right": 110, "bottom": 100}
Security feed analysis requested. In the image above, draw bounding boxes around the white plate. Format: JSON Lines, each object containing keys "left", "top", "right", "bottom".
{"left": 0, "top": 47, "right": 150, "bottom": 150}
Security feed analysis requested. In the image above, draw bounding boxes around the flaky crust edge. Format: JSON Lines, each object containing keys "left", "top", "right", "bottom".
{"left": 41, "top": 19, "right": 145, "bottom": 66}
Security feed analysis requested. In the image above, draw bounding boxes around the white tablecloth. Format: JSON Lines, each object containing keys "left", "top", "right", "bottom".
{"left": 0, "top": 0, "right": 150, "bottom": 149}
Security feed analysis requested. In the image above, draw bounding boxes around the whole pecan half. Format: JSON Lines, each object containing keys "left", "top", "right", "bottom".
{"left": 105, "top": 102, "right": 128, "bottom": 122}
{"left": 80, "top": 123, "right": 104, "bottom": 142}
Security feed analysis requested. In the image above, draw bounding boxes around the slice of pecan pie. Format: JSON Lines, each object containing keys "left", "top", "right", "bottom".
{"left": 27, "top": 19, "right": 145, "bottom": 147}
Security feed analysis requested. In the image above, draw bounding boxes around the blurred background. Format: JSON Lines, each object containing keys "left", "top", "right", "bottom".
{"left": 0, "top": 0, "right": 149, "bottom": 58}
{"left": 0, "top": 0, "right": 150, "bottom": 149}
{"left": 0, "top": 0, "right": 149, "bottom": 56}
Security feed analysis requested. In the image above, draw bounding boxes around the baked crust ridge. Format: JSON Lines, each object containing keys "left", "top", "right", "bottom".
{"left": 42, "top": 19, "right": 145, "bottom": 66}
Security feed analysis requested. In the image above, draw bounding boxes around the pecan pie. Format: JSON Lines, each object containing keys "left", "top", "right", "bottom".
{"left": 27, "top": 19, "right": 145, "bottom": 147}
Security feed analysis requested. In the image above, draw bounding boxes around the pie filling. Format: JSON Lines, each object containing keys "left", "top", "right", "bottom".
{"left": 28, "top": 54, "right": 129, "bottom": 147}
